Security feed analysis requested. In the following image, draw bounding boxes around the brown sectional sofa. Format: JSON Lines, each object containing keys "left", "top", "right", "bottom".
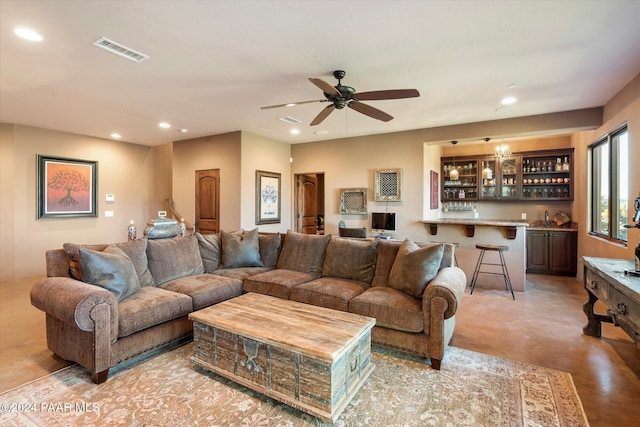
{"left": 31, "top": 229, "right": 466, "bottom": 384}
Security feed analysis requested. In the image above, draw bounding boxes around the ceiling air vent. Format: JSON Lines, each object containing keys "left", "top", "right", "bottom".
{"left": 92, "top": 37, "right": 149, "bottom": 63}
{"left": 279, "top": 116, "right": 302, "bottom": 124}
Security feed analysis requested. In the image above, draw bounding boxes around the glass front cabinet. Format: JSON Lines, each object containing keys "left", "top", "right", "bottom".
{"left": 440, "top": 148, "right": 573, "bottom": 203}
{"left": 479, "top": 156, "right": 520, "bottom": 200}
{"left": 442, "top": 159, "right": 478, "bottom": 202}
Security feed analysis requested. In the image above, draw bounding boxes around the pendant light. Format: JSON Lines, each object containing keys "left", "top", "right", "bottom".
{"left": 449, "top": 140, "right": 459, "bottom": 181}
{"left": 482, "top": 138, "right": 493, "bottom": 179}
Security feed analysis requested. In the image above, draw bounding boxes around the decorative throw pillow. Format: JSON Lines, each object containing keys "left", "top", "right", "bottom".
{"left": 195, "top": 232, "right": 222, "bottom": 272}
{"left": 258, "top": 232, "right": 281, "bottom": 268}
{"left": 79, "top": 245, "right": 140, "bottom": 301}
{"left": 115, "top": 238, "right": 155, "bottom": 287}
{"left": 221, "top": 228, "right": 264, "bottom": 268}
{"left": 277, "top": 231, "right": 332, "bottom": 277}
{"left": 388, "top": 239, "right": 444, "bottom": 298}
{"left": 146, "top": 235, "right": 204, "bottom": 285}
{"left": 63, "top": 242, "right": 108, "bottom": 281}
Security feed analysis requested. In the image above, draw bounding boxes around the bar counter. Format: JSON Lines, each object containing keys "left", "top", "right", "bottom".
{"left": 422, "top": 218, "right": 529, "bottom": 292}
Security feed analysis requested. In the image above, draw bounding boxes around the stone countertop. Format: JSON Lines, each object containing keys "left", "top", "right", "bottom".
{"left": 422, "top": 218, "right": 530, "bottom": 227}
{"left": 526, "top": 221, "right": 579, "bottom": 231}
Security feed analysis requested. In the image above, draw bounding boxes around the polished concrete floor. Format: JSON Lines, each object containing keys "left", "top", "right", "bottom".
{"left": 1, "top": 273, "right": 638, "bottom": 426}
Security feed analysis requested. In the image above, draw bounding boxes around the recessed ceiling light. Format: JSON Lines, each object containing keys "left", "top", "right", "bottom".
{"left": 159, "top": 122, "right": 171, "bottom": 129}
{"left": 14, "top": 27, "right": 43, "bottom": 42}
{"left": 286, "top": 103, "right": 296, "bottom": 107}
{"left": 501, "top": 96, "right": 517, "bottom": 105}
{"left": 180, "top": 128, "right": 188, "bottom": 133}
{"left": 314, "top": 130, "right": 329, "bottom": 135}
{"left": 110, "top": 133, "right": 122, "bottom": 139}
{"left": 290, "top": 129, "right": 300, "bottom": 135}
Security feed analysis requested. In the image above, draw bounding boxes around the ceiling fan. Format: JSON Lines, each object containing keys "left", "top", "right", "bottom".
{"left": 261, "top": 70, "right": 420, "bottom": 126}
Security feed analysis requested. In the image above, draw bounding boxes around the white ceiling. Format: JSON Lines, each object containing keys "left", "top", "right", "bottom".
{"left": 1, "top": 1, "right": 639, "bottom": 146}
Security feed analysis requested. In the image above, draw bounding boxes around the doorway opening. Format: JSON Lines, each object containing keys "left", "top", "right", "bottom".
{"left": 294, "top": 173, "right": 325, "bottom": 234}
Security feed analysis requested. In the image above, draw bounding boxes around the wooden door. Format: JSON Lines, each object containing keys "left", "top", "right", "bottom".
{"left": 296, "top": 174, "right": 318, "bottom": 234}
{"left": 195, "top": 169, "right": 220, "bottom": 234}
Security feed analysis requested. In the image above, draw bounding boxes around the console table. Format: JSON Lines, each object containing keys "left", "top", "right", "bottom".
{"left": 582, "top": 257, "right": 640, "bottom": 348}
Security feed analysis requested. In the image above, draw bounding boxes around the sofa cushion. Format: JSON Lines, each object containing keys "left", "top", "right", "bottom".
{"left": 349, "top": 286, "right": 423, "bottom": 333}
{"left": 212, "top": 266, "right": 272, "bottom": 281}
{"left": 258, "top": 232, "right": 281, "bottom": 268}
{"left": 195, "top": 233, "right": 222, "bottom": 273}
{"left": 159, "top": 274, "right": 243, "bottom": 310}
{"left": 117, "top": 287, "right": 193, "bottom": 338}
{"left": 388, "top": 239, "right": 444, "bottom": 298}
{"left": 243, "top": 269, "right": 314, "bottom": 299}
{"left": 115, "top": 239, "right": 155, "bottom": 287}
{"left": 146, "top": 235, "right": 204, "bottom": 286}
{"left": 322, "top": 237, "right": 377, "bottom": 284}
{"left": 63, "top": 242, "right": 108, "bottom": 281}
{"left": 79, "top": 245, "right": 141, "bottom": 302}
{"left": 221, "top": 228, "right": 263, "bottom": 268}
{"left": 290, "top": 277, "right": 367, "bottom": 311}
{"left": 277, "top": 231, "right": 331, "bottom": 277}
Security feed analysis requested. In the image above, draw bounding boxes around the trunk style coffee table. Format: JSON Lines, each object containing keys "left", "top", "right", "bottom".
{"left": 189, "top": 293, "right": 375, "bottom": 422}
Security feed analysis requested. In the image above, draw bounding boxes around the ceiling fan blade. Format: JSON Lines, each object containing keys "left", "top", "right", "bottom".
{"left": 309, "top": 78, "right": 341, "bottom": 96}
{"left": 354, "top": 89, "right": 420, "bottom": 101}
{"left": 348, "top": 101, "right": 393, "bottom": 122}
{"left": 261, "top": 99, "right": 326, "bottom": 110}
{"left": 310, "top": 104, "right": 336, "bottom": 126}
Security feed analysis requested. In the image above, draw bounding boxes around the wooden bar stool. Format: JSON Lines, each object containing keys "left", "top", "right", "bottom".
{"left": 469, "top": 244, "right": 515, "bottom": 299}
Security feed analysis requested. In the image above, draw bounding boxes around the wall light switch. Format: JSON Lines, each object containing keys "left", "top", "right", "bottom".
{"left": 521, "top": 213, "right": 527, "bottom": 220}
{"left": 106, "top": 193, "right": 115, "bottom": 202}
{"left": 105, "top": 211, "right": 114, "bottom": 217}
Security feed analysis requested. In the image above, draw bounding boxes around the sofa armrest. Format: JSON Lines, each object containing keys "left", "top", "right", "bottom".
{"left": 421, "top": 266, "right": 466, "bottom": 320}
{"left": 31, "top": 277, "right": 118, "bottom": 336}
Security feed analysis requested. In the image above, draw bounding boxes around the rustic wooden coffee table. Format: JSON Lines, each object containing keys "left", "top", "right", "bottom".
{"left": 188, "top": 292, "right": 376, "bottom": 422}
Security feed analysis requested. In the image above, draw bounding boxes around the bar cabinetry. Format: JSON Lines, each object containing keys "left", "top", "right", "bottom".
{"left": 522, "top": 149, "right": 573, "bottom": 201}
{"left": 479, "top": 157, "right": 520, "bottom": 200}
{"left": 442, "top": 159, "right": 478, "bottom": 201}
{"left": 440, "top": 148, "right": 573, "bottom": 202}
{"left": 526, "top": 228, "right": 577, "bottom": 276}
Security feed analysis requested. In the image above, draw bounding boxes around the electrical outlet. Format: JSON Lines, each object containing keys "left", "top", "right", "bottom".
{"left": 105, "top": 211, "right": 114, "bottom": 217}
{"left": 521, "top": 213, "right": 527, "bottom": 220}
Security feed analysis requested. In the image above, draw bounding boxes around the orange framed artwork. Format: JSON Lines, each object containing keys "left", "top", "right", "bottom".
{"left": 37, "top": 155, "right": 98, "bottom": 219}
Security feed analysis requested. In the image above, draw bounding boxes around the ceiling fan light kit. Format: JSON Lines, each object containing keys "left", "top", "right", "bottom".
{"left": 261, "top": 70, "right": 420, "bottom": 126}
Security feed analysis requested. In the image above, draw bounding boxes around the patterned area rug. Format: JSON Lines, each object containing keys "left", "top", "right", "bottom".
{"left": 1, "top": 342, "right": 588, "bottom": 426}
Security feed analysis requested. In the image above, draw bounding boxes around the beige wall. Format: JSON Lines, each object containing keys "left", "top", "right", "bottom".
{"left": 0, "top": 125, "right": 166, "bottom": 280}
{"left": 171, "top": 131, "right": 292, "bottom": 233}
{"left": 572, "top": 73, "right": 640, "bottom": 268}
{"left": 291, "top": 130, "right": 429, "bottom": 241}
{"left": 240, "top": 131, "right": 292, "bottom": 233}
{"left": 172, "top": 132, "right": 242, "bottom": 231}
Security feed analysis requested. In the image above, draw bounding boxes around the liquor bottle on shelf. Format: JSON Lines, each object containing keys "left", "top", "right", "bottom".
{"left": 562, "top": 156, "right": 570, "bottom": 171}
{"left": 556, "top": 157, "right": 562, "bottom": 171}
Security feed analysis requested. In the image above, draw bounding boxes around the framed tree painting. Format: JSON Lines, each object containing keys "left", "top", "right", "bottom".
{"left": 256, "top": 170, "right": 281, "bottom": 224}
{"left": 37, "top": 155, "right": 98, "bottom": 219}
